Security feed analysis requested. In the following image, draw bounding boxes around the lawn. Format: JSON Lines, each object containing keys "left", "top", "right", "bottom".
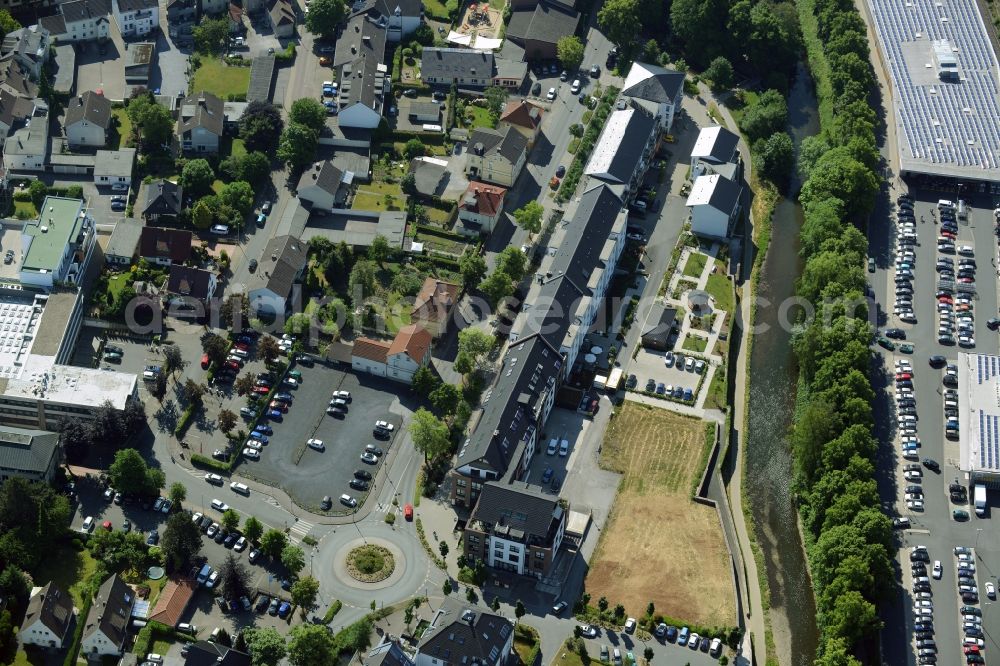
{"left": 192, "top": 59, "right": 250, "bottom": 99}
{"left": 705, "top": 268, "right": 734, "bottom": 314}
{"left": 549, "top": 647, "right": 588, "bottom": 666}
{"left": 682, "top": 251, "right": 708, "bottom": 279}
{"left": 111, "top": 107, "right": 132, "bottom": 150}
{"left": 682, "top": 335, "right": 708, "bottom": 353}
{"left": 514, "top": 638, "right": 537, "bottom": 665}
{"left": 107, "top": 273, "right": 130, "bottom": 300}
{"left": 460, "top": 105, "right": 495, "bottom": 130}
{"left": 703, "top": 364, "right": 727, "bottom": 411}
{"left": 353, "top": 181, "right": 406, "bottom": 211}
{"left": 34, "top": 542, "right": 97, "bottom": 607}
{"left": 588, "top": 403, "right": 734, "bottom": 627}
{"left": 13, "top": 200, "right": 36, "bottom": 219}
{"left": 422, "top": 204, "right": 454, "bottom": 227}
{"left": 423, "top": 0, "right": 458, "bottom": 19}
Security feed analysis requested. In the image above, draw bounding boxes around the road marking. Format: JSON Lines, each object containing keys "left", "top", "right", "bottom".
{"left": 288, "top": 518, "right": 314, "bottom": 543}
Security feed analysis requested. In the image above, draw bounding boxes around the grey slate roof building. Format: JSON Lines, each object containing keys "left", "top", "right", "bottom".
{"left": 167, "top": 265, "right": 216, "bottom": 301}
{"left": 60, "top": 0, "right": 113, "bottom": 24}
{"left": 584, "top": 101, "right": 656, "bottom": 187}
{"left": 469, "top": 482, "right": 562, "bottom": 544}
{"left": 64, "top": 90, "right": 112, "bottom": 130}
{"left": 104, "top": 218, "right": 142, "bottom": 266}
{"left": 416, "top": 604, "right": 514, "bottom": 666}
{"left": 504, "top": 1, "right": 579, "bottom": 59}
{"left": 247, "top": 235, "right": 309, "bottom": 314}
{"left": 81, "top": 574, "right": 134, "bottom": 655}
{"left": 184, "top": 641, "right": 252, "bottom": 666}
{"left": 0, "top": 90, "right": 37, "bottom": 131}
{"left": 20, "top": 582, "right": 73, "bottom": 647}
{"left": 452, "top": 334, "right": 562, "bottom": 502}
{"left": 640, "top": 303, "right": 677, "bottom": 350}
{"left": 365, "top": 640, "right": 414, "bottom": 666}
{"left": 142, "top": 180, "right": 183, "bottom": 220}
{"left": 334, "top": 13, "right": 387, "bottom": 69}
{"left": 621, "top": 62, "right": 685, "bottom": 105}
{"left": 0, "top": 426, "right": 61, "bottom": 482}
{"left": 117, "top": 0, "right": 157, "bottom": 10}
{"left": 408, "top": 157, "right": 448, "bottom": 197}
{"left": 1, "top": 25, "right": 49, "bottom": 76}
{"left": 296, "top": 160, "right": 345, "bottom": 202}
{"left": 0, "top": 59, "right": 38, "bottom": 100}
{"left": 420, "top": 48, "right": 494, "bottom": 86}
{"left": 178, "top": 92, "right": 224, "bottom": 138}
{"left": 468, "top": 125, "right": 528, "bottom": 165}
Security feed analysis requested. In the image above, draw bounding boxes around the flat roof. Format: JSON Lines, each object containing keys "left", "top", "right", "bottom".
{"left": 22, "top": 197, "right": 85, "bottom": 274}
{"left": 4, "top": 354, "right": 136, "bottom": 410}
{"left": 959, "top": 352, "right": 1000, "bottom": 474}
{"left": 867, "top": 0, "right": 1000, "bottom": 181}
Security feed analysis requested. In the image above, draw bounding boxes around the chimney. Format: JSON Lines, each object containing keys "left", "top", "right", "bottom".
{"left": 77, "top": 95, "right": 84, "bottom": 106}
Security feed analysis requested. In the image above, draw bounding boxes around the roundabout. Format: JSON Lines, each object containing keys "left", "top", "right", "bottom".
{"left": 346, "top": 544, "right": 395, "bottom": 583}
{"left": 331, "top": 536, "right": 410, "bottom": 591}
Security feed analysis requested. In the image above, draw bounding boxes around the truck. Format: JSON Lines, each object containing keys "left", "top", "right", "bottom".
{"left": 975, "top": 484, "right": 987, "bottom": 517}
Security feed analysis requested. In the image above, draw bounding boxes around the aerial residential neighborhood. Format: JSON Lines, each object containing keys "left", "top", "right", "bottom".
{"left": 0, "top": 0, "right": 987, "bottom": 661}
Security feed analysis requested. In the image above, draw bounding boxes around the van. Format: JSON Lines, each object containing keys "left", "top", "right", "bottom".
{"left": 939, "top": 199, "right": 955, "bottom": 209}
{"left": 422, "top": 124, "right": 443, "bottom": 132}
{"left": 196, "top": 564, "right": 212, "bottom": 584}
{"left": 82, "top": 516, "right": 95, "bottom": 532}
{"left": 132, "top": 619, "right": 147, "bottom": 629}
{"left": 958, "top": 199, "right": 968, "bottom": 219}
{"left": 945, "top": 400, "right": 958, "bottom": 409}
{"left": 570, "top": 79, "right": 581, "bottom": 94}
{"left": 230, "top": 482, "right": 250, "bottom": 495}
{"left": 177, "top": 622, "right": 196, "bottom": 634}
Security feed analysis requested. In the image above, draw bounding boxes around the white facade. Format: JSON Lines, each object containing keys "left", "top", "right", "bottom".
{"left": 181, "top": 125, "right": 220, "bottom": 154}
{"left": 487, "top": 535, "right": 526, "bottom": 574}
{"left": 113, "top": 0, "right": 158, "bottom": 36}
{"left": 386, "top": 349, "right": 420, "bottom": 383}
{"left": 690, "top": 204, "right": 730, "bottom": 238}
{"left": 65, "top": 118, "right": 106, "bottom": 148}
{"left": 65, "top": 15, "right": 110, "bottom": 42}
{"left": 80, "top": 628, "right": 121, "bottom": 657}
{"left": 352, "top": 355, "right": 387, "bottom": 377}
{"left": 338, "top": 102, "right": 382, "bottom": 129}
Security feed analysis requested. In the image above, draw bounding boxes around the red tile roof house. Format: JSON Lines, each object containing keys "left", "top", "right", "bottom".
{"left": 147, "top": 577, "right": 197, "bottom": 628}
{"left": 456, "top": 182, "right": 507, "bottom": 238}
{"left": 498, "top": 99, "right": 543, "bottom": 149}
{"left": 410, "top": 278, "right": 461, "bottom": 338}
{"left": 351, "top": 324, "right": 432, "bottom": 384}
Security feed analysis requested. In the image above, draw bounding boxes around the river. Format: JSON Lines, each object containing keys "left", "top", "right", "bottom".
{"left": 743, "top": 61, "right": 821, "bottom": 666}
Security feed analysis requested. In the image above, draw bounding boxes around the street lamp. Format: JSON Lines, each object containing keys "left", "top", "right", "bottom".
{"left": 976, "top": 528, "right": 984, "bottom": 560}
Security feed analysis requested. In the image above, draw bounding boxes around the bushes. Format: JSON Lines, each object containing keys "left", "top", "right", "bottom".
{"left": 414, "top": 518, "right": 447, "bottom": 570}
{"left": 174, "top": 404, "right": 197, "bottom": 438}
{"left": 322, "top": 599, "right": 343, "bottom": 623}
{"left": 191, "top": 453, "right": 232, "bottom": 472}
{"left": 557, "top": 87, "right": 618, "bottom": 202}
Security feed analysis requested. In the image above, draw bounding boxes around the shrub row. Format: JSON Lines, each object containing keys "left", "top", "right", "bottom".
{"left": 791, "top": 0, "right": 889, "bottom": 662}
{"left": 190, "top": 453, "right": 232, "bottom": 472}
{"left": 556, "top": 88, "right": 618, "bottom": 202}
{"left": 61, "top": 596, "right": 91, "bottom": 666}
{"left": 174, "top": 404, "right": 197, "bottom": 437}
{"left": 414, "top": 518, "right": 447, "bottom": 570}
{"left": 391, "top": 129, "right": 446, "bottom": 145}
{"left": 322, "top": 599, "right": 343, "bottom": 623}
{"left": 414, "top": 224, "right": 466, "bottom": 242}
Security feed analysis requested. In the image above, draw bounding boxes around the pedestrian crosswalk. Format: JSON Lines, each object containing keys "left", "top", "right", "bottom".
{"left": 288, "top": 518, "right": 314, "bottom": 544}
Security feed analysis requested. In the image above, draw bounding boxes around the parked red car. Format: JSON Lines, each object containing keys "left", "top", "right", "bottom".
{"left": 269, "top": 400, "right": 288, "bottom": 413}
{"left": 225, "top": 361, "right": 240, "bottom": 371}
{"left": 253, "top": 386, "right": 270, "bottom": 395}
{"left": 404, "top": 504, "right": 413, "bottom": 521}
{"left": 201, "top": 353, "right": 210, "bottom": 369}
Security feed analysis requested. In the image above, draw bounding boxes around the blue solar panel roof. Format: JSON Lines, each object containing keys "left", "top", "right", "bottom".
{"left": 867, "top": 0, "right": 1000, "bottom": 180}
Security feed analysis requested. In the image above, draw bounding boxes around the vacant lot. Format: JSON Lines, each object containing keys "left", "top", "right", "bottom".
{"left": 587, "top": 403, "right": 734, "bottom": 627}
{"left": 192, "top": 59, "right": 250, "bottom": 99}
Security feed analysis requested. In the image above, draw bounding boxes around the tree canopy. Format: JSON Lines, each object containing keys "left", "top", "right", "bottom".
{"left": 305, "top": 0, "right": 346, "bottom": 38}
{"left": 556, "top": 36, "right": 584, "bottom": 71}
{"left": 409, "top": 408, "right": 451, "bottom": 461}
{"left": 277, "top": 122, "right": 319, "bottom": 170}
{"left": 240, "top": 102, "right": 284, "bottom": 153}
{"left": 290, "top": 98, "right": 328, "bottom": 134}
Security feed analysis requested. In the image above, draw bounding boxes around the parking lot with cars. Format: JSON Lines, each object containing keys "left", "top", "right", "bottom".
{"left": 237, "top": 362, "right": 403, "bottom": 513}
{"left": 574, "top": 617, "right": 723, "bottom": 666}
{"left": 871, "top": 190, "right": 1000, "bottom": 666}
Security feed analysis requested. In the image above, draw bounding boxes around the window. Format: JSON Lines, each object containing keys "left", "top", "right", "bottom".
{"left": 535, "top": 551, "right": 545, "bottom": 559}
{"left": 456, "top": 479, "right": 467, "bottom": 487}
{"left": 508, "top": 553, "right": 519, "bottom": 563}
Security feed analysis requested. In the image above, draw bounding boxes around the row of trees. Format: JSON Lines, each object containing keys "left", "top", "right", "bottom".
{"left": 790, "top": 0, "right": 888, "bottom": 662}
{"left": 242, "top": 615, "right": 374, "bottom": 666}
{"left": 61, "top": 400, "right": 146, "bottom": 462}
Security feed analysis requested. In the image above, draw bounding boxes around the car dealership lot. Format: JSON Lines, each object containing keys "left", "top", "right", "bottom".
{"left": 872, "top": 189, "right": 1000, "bottom": 666}
{"left": 236, "top": 363, "right": 402, "bottom": 513}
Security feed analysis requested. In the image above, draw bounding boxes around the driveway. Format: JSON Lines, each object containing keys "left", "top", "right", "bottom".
{"left": 148, "top": 29, "right": 191, "bottom": 98}
{"left": 75, "top": 25, "right": 127, "bottom": 101}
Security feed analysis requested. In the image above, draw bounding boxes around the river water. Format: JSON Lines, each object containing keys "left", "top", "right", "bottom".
{"left": 744, "top": 61, "right": 821, "bottom": 665}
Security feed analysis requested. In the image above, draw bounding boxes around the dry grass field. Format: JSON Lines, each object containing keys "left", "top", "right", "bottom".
{"left": 587, "top": 403, "right": 735, "bottom": 628}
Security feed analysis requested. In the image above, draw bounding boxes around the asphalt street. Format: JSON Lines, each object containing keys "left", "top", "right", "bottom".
{"left": 871, "top": 189, "right": 1000, "bottom": 666}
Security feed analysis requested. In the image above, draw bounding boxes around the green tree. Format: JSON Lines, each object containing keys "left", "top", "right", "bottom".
{"left": 126, "top": 94, "right": 174, "bottom": 151}
{"left": 221, "top": 509, "right": 240, "bottom": 533}
{"left": 484, "top": 86, "right": 508, "bottom": 121}
{"left": 240, "top": 102, "right": 284, "bottom": 153}
{"left": 218, "top": 409, "right": 237, "bottom": 433}
{"left": 290, "top": 576, "right": 320, "bottom": 611}
{"left": 218, "top": 552, "right": 251, "bottom": 601}
{"left": 258, "top": 336, "right": 281, "bottom": 365}
{"left": 193, "top": 16, "right": 230, "bottom": 55}
{"left": 202, "top": 332, "right": 230, "bottom": 367}
{"left": 514, "top": 600, "right": 525, "bottom": 621}
{"left": 182, "top": 159, "right": 215, "bottom": 197}
{"left": 305, "top": 0, "right": 347, "bottom": 39}
{"left": 409, "top": 408, "right": 451, "bottom": 461}
{"left": 191, "top": 199, "right": 215, "bottom": 229}
{"left": 169, "top": 482, "right": 187, "bottom": 506}
{"left": 162, "top": 345, "right": 186, "bottom": 377}
{"left": 281, "top": 544, "right": 306, "bottom": 575}
{"left": 754, "top": 132, "right": 794, "bottom": 184}
{"left": 161, "top": 511, "right": 203, "bottom": 571}
{"left": 243, "top": 516, "right": 264, "bottom": 543}
{"left": 669, "top": 0, "right": 727, "bottom": 66}
{"left": 797, "top": 135, "right": 832, "bottom": 181}
{"left": 643, "top": 647, "right": 654, "bottom": 663}
{"left": 28, "top": 180, "right": 47, "bottom": 209}
{"left": 244, "top": 627, "right": 287, "bottom": 666}
{"left": 109, "top": 449, "right": 159, "bottom": 495}
{"left": 738, "top": 88, "right": 788, "bottom": 142}
{"left": 401, "top": 171, "right": 417, "bottom": 195}
{"left": 598, "top": 596, "right": 608, "bottom": 611}
{"left": 458, "top": 328, "right": 494, "bottom": 367}
{"left": 287, "top": 623, "right": 335, "bottom": 665}
{"left": 598, "top": 0, "right": 641, "bottom": 51}
{"left": 0, "top": 11, "right": 20, "bottom": 38}
{"left": 430, "top": 383, "right": 461, "bottom": 416}
{"left": 814, "top": 638, "right": 862, "bottom": 666}
{"left": 459, "top": 250, "right": 487, "bottom": 289}
{"left": 703, "top": 56, "right": 734, "bottom": 91}
{"left": 438, "top": 541, "right": 449, "bottom": 558}
{"left": 478, "top": 270, "right": 513, "bottom": 307}
{"left": 513, "top": 201, "right": 543, "bottom": 235}
{"left": 556, "top": 36, "right": 584, "bottom": 71}
{"left": 404, "top": 138, "right": 425, "bottom": 159}
{"left": 412, "top": 366, "right": 440, "bottom": 396}
{"left": 260, "top": 529, "right": 288, "bottom": 560}
{"left": 277, "top": 122, "right": 319, "bottom": 170}
{"left": 348, "top": 259, "right": 377, "bottom": 298}
{"left": 368, "top": 234, "right": 391, "bottom": 266}
{"left": 219, "top": 181, "right": 255, "bottom": 216}
{"left": 495, "top": 246, "right": 527, "bottom": 282}
{"left": 290, "top": 98, "right": 328, "bottom": 134}
{"left": 798, "top": 147, "right": 879, "bottom": 219}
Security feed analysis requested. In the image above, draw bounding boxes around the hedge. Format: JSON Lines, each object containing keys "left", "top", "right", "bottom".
{"left": 322, "top": 599, "right": 343, "bottom": 623}
{"left": 174, "top": 404, "right": 197, "bottom": 438}
{"left": 414, "top": 224, "right": 467, "bottom": 243}
{"left": 133, "top": 620, "right": 186, "bottom": 656}
{"left": 61, "top": 596, "right": 91, "bottom": 666}
{"left": 191, "top": 453, "right": 232, "bottom": 472}
{"left": 391, "top": 130, "right": 446, "bottom": 145}
{"left": 415, "top": 518, "right": 447, "bottom": 570}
